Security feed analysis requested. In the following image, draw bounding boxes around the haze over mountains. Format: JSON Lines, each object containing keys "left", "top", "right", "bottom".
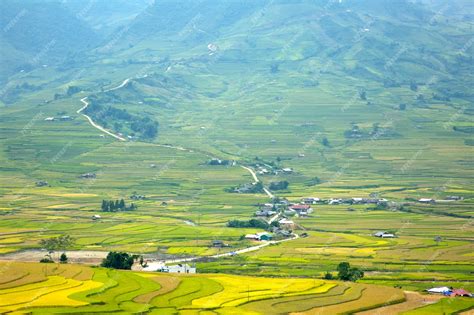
{"left": 0, "top": 1, "right": 473, "bottom": 314}
{"left": 1, "top": 0, "right": 472, "bottom": 91}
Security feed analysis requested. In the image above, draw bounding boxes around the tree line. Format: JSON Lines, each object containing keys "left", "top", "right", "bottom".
{"left": 227, "top": 219, "right": 279, "bottom": 230}
{"left": 101, "top": 199, "right": 136, "bottom": 212}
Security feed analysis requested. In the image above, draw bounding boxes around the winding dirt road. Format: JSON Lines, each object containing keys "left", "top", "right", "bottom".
{"left": 141, "top": 233, "right": 299, "bottom": 271}
{"left": 76, "top": 78, "right": 131, "bottom": 141}
{"left": 240, "top": 165, "right": 274, "bottom": 198}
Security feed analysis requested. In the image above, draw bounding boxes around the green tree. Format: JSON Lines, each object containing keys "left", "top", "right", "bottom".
{"left": 324, "top": 272, "right": 334, "bottom": 280}
{"left": 337, "top": 262, "right": 364, "bottom": 282}
{"left": 59, "top": 253, "right": 68, "bottom": 264}
{"left": 101, "top": 252, "right": 134, "bottom": 270}
{"left": 322, "top": 137, "right": 330, "bottom": 147}
{"left": 40, "top": 235, "right": 74, "bottom": 263}
{"left": 101, "top": 200, "right": 108, "bottom": 212}
{"left": 119, "top": 199, "right": 125, "bottom": 209}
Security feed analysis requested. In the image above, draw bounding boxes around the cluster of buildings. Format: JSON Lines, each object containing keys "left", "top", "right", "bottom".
{"left": 130, "top": 193, "right": 146, "bottom": 200}
{"left": 325, "top": 197, "right": 388, "bottom": 205}
{"left": 44, "top": 115, "right": 73, "bottom": 121}
{"left": 418, "top": 196, "right": 464, "bottom": 204}
{"left": 427, "top": 287, "right": 472, "bottom": 297}
{"left": 255, "top": 200, "right": 314, "bottom": 218}
{"left": 252, "top": 162, "right": 293, "bottom": 176}
{"left": 208, "top": 158, "right": 236, "bottom": 166}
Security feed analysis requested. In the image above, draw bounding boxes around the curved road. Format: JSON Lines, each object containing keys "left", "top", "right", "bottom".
{"left": 76, "top": 78, "right": 131, "bottom": 141}
{"left": 142, "top": 233, "right": 299, "bottom": 271}
{"left": 76, "top": 77, "right": 295, "bottom": 269}
{"left": 240, "top": 166, "right": 274, "bottom": 198}
{"left": 77, "top": 97, "right": 126, "bottom": 141}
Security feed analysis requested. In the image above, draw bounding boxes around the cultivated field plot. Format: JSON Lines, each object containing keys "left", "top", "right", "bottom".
{"left": 3, "top": 261, "right": 470, "bottom": 315}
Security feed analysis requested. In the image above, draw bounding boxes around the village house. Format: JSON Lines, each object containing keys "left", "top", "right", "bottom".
{"left": 278, "top": 218, "right": 295, "bottom": 229}
{"left": 418, "top": 198, "right": 435, "bottom": 204}
{"left": 130, "top": 193, "right": 146, "bottom": 200}
{"left": 446, "top": 196, "right": 463, "bottom": 201}
{"left": 35, "top": 180, "right": 48, "bottom": 187}
{"left": 44, "top": 117, "right": 55, "bottom": 121}
{"left": 211, "top": 240, "right": 229, "bottom": 248}
{"left": 255, "top": 209, "right": 277, "bottom": 217}
{"left": 289, "top": 204, "right": 313, "bottom": 215}
{"left": 301, "top": 197, "right": 320, "bottom": 204}
{"left": 92, "top": 214, "right": 101, "bottom": 220}
{"left": 373, "top": 231, "right": 396, "bottom": 238}
{"left": 160, "top": 263, "right": 196, "bottom": 274}
{"left": 245, "top": 232, "right": 272, "bottom": 241}
{"left": 426, "top": 286, "right": 452, "bottom": 294}
{"left": 328, "top": 198, "right": 342, "bottom": 205}
{"left": 426, "top": 287, "right": 472, "bottom": 297}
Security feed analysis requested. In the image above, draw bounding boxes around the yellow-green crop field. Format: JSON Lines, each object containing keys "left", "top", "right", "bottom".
{"left": 3, "top": 261, "right": 471, "bottom": 315}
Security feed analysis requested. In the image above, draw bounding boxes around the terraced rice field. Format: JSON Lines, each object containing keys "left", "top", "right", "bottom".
{"left": 1, "top": 262, "right": 470, "bottom": 314}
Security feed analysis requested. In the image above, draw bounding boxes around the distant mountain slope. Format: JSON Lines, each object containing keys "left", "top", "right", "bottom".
{"left": 62, "top": 0, "right": 153, "bottom": 35}
{"left": 0, "top": 0, "right": 101, "bottom": 82}
{"left": 99, "top": 0, "right": 472, "bottom": 100}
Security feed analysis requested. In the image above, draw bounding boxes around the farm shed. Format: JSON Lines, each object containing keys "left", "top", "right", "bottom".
{"left": 451, "top": 289, "right": 472, "bottom": 297}
{"left": 427, "top": 286, "right": 452, "bottom": 294}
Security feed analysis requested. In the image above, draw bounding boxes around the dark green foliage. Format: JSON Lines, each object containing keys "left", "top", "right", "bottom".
{"left": 101, "top": 199, "right": 134, "bottom": 212}
{"left": 59, "top": 253, "right": 68, "bottom": 264}
{"left": 337, "top": 262, "right": 364, "bottom": 282}
{"left": 269, "top": 181, "right": 289, "bottom": 191}
{"left": 432, "top": 93, "right": 450, "bottom": 101}
{"left": 84, "top": 98, "right": 158, "bottom": 140}
{"left": 39, "top": 256, "right": 54, "bottom": 263}
{"left": 464, "top": 139, "right": 474, "bottom": 146}
{"left": 101, "top": 252, "right": 135, "bottom": 270}
{"left": 399, "top": 103, "right": 407, "bottom": 110}
{"left": 66, "top": 86, "right": 81, "bottom": 96}
{"left": 270, "top": 63, "right": 279, "bottom": 73}
{"left": 306, "top": 177, "right": 323, "bottom": 186}
{"left": 322, "top": 137, "right": 330, "bottom": 147}
{"left": 227, "top": 219, "right": 269, "bottom": 229}
{"left": 359, "top": 90, "right": 367, "bottom": 100}
{"left": 270, "top": 221, "right": 280, "bottom": 228}
{"left": 208, "top": 159, "right": 232, "bottom": 166}
{"left": 227, "top": 182, "right": 264, "bottom": 194}
{"left": 453, "top": 126, "right": 474, "bottom": 134}
{"left": 324, "top": 272, "right": 334, "bottom": 280}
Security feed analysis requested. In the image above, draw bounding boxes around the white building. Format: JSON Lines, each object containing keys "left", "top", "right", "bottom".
{"left": 166, "top": 264, "right": 196, "bottom": 274}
